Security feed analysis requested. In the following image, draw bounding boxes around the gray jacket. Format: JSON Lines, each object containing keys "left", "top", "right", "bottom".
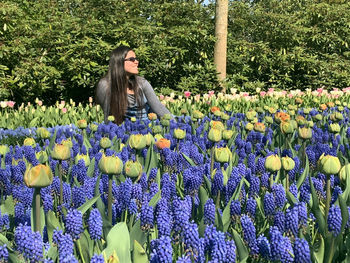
{"left": 95, "top": 75, "right": 170, "bottom": 123}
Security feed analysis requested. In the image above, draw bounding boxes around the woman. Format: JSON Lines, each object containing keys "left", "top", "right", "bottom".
{"left": 95, "top": 46, "right": 171, "bottom": 124}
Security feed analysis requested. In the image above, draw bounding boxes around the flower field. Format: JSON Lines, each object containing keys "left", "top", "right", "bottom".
{"left": 1, "top": 88, "right": 350, "bottom": 262}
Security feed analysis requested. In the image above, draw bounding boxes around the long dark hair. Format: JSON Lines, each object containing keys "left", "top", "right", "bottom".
{"left": 107, "top": 46, "right": 143, "bottom": 124}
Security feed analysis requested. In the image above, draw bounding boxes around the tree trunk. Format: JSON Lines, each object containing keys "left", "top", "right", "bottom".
{"left": 214, "top": 0, "right": 228, "bottom": 93}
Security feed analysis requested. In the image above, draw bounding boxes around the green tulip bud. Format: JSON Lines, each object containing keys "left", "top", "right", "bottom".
{"left": 35, "top": 151, "right": 48, "bottom": 164}
{"left": 36, "top": 127, "right": 51, "bottom": 139}
{"left": 256, "top": 107, "right": 264, "bottom": 114}
{"left": 152, "top": 125, "right": 163, "bottom": 134}
{"left": 129, "top": 134, "right": 147, "bottom": 150}
{"left": 339, "top": 163, "right": 350, "bottom": 183}
{"left": 24, "top": 164, "right": 53, "bottom": 188}
{"left": 312, "top": 114, "right": 322, "bottom": 121}
{"left": 338, "top": 106, "right": 344, "bottom": 111}
{"left": 222, "top": 130, "right": 234, "bottom": 140}
{"left": 160, "top": 119, "right": 170, "bottom": 127}
{"left": 0, "top": 145, "right": 9, "bottom": 156}
{"left": 214, "top": 147, "right": 231, "bottom": 163}
{"left": 265, "top": 154, "right": 282, "bottom": 172}
{"left": 23, "top": 137, "right": 36, "bottom": 147}
{"left": 208, "top": 128, "right": 222, "bottom": 142}
{"left": 245, "top": 123, "right": 254, "bottom": 131}
{"left": 193, "top": 110, "right": 204, "bottom": 119}
{"left": 90, "top": 123, "right": 98, "bottom": 132}
{"left": 296, "top": 115, "right": 306, "bottom": 126}
{"left": 298, "top": 127, "right": 312, "bottom": 139}
{"left": 334, "top": 112, "right": 343, "bottom": 121}
{"left": 213, "top": 110, "right": 222, "bottom": 117}
{"left": 75, "top": 153, "right": 90, "bottom": 166}
{"left": 51, "top": 144, "right": 71, "bottom": 160}
{"left": 303, "top": 108, "right": 311, "bottom": 114}
{"left": 329, "top": 123, "right": 340, "bottom": 134}
{"left": 124, "top": 160, "right": 143, "bottom": 178}
{"left": 224, "top": 104, "right": 232, "bottom": 112}
{"left": 77, "top": 119, "right": 88, "bottom": 129}
{"left": 307, "top": 121, "right": 314, "bottom": 128}
{"left": 282, "top": 156, "right": 295, "bottom": 171}
{"left": 265, "top": 116, "right": 273, "bottom": 124}
{"left": 174, "top": 128, "right": 186, "bottom": 140}
{"left": 246, "top": 110, "right": 257, "bottom": 121}
{"left": 144, "top": 133, "right": 155, "bottom": 146}
{"left": 221, "top": 113, "right": 230, "bottom": 120}
{"left": 100, "top": 137, "right": 112, "bottom": 149}
{"left": 318, "top": 154, "right": 341, "bottom": 175}
{"left": 280, "top": 121, "right": 294, "bottom": 134}
{"left": 98, "top": 154, "right": 123, "bottom": 175}
{"left": 162, "top": 113, "right": 172, "bottom": 120}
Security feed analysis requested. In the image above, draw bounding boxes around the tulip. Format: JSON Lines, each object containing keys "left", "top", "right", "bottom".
{"left": 162, "top": 113, "right": 172, "bottom": 120}
{"left": 130, "top": 117, "right": 137, "bottom": 122}
{"left": 181, "top": 108, "right": 188, "bottom": 115}
{"left": 274, "top": 112, "right": 290, "bottom": 124}
{"left": 36, "top": 127, "right": 51, "bottom": 139}
{"left": 319, "top": 104, "right": 327, "bottom": 111}
{"left": 221, "top": 113, "right": 230, "bottom": 120}
{"left": 256, "top": 107, "right": 264, "bottom": 113}
{"left": 24, "top": 164, "right": 53, "bottom": 188}
{"left": 148, "top": 113, "right": 157, "bottom": 121}
{"left": 61, "top": 138, "right": 73, "bottom": 148}
{"left": 327, "top": 101, "right": 335, "bottom": 108}
{"left": 208, "top": 128, "right": 222, "bottom": 142}
{"left": 265, "top": 116, "right": 273, "bottom": 124}
{"left": 107, "top": 115, "right": 115, "bottom": 122}
{"left": 75, "top": 153, "right": 90, "bottom": 166}
{"left": 245, "top": 123, "right": 254, "bottom": 131}
{"left": 329, "top": 123, "right": 340, "bottom": 134}
{"left": 0, "top": 145, "right": 9, "bottom": 156}
{"left": 318, "top": 154, "right": 341, "bottom": 176}
{"left": 210, "top": 121, "right": 225, "bottom": 131}
{"left": 339, "top": 163, "right": 350, "bottom": 183}
{"left": 265, "top": 154, "right": 282, "bottom": 172}
{"left": 98, "top": 154, "right": 123, "bottom": 175}
{"left": 124, "top": 160, "right": 143, "bottom": 178}
{"left": 129, "top": 134, "right": 147, "bottom": 150}
{"left": 214, "top": 147, "right": 231, "bottom": 163}
{"left": 152, "top": 125, "right": 162, "bottom": 134}
{"left": 334, "top": 112, "right": 343, "bottom": 121}
{"left": 296, "top": 115, "right": 306, "bottom": 126}
{"left": 155, "top": 138, "right": 171, "bottom": 149}
{"left": 303, "top": 108, "right": 311, "bottom": 114}
{"left": 246, "top": 110, "right": 257, "bottom": 121}
{"left": 160, "top": 119, "right": 170, "bottom": 127}
{"left": 268, "top": 107, "right": 277, "bottom": 114}
{"left": 51, "top": 144, "right": 71, "bottom": 160}
{"left": 253, "top": 122, "right": 266, "bottom": 133}
{"left": 100, "top": 137, "right": 112, "bottom": 149}
{"left": 224, "top": 104, "right": 232, "bottom": 112}
{"left": 298, "top": 127, "right": 312, "bottom": 139}
{"left": 280, "top": 121, "right": 294, "bottom": 134}
{"left": 144, "top": 133, "right": 155, "bottom": 146}
{"left": 282, "top": 156, "right": 295, "bottom": 171}
{"left": 210, "top": 106, "right": 220, "bottom": 114}
{"left": 90, "top": 123, "right": 98, "bottom": 132}
{"left": 35, "top": 151, "right": 48, "bottom": 164}
{"left": 222, "top": 130, "right": 234, "bottom": 140}
{"left": 193, "top": 110, "right": 204, "bottom": 119}
{"left": 174, "top": 128, "right": 186, "bottom": 140}
{"left": 307, "top": 121, "right": 314, "bottom": 128}
{"left": 77, "top": 119, "right": 87, "bottom": 129}
{"left": 23, "top": 137, "right": 36, "bottom": 147}
{"left": 312, "top": 114, "right": 322, "bottom": 121}
{"left": 295, "top": 97, "right": 303, "bottom": 104}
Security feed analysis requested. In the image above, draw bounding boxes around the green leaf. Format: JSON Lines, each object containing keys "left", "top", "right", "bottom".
{"left": 313, "top": 235, "right": 324, "bottom": 263}
{"left": 181, "top": 152, "right": 196, "bottom": 166}
{"left": 308, "top": 174, "right": 326, "bottom": 237}
{"left": 29, "top": 117, "right": 39, "bottom": 127}
{"left": 297, "top": 154, "right": 309, "bottom": 189}
{"left": 102, "top": 222, "right": 131, "bottom": 263}
{"left": 48, "top": 129, "right": 57, "bottom": 150}
{"left": 0, "top": 195, "right": 15, "bottom": 215}
{"left": 149, "top": 190, "right": 161, "bottom": 208}
{"left": 130, "top": 220, "right": 146, "bottom": 251}
{"left": 133, "top": 240, "right": 148, "bottom": 263}
{"left": 46, "top": 210, "right": 62, "bottom": 244}
{"left": 77, "top": 195, "right": 100, "bottom": 215}
{"left": 198, "top": 186, "right": 209, "bottom": 220}
{"left": 232, "top": 228, "right": 248, "bottom": 262}
{"left": 338, "top": 195, "right": 349, "bottom": 233}
{"left": 144, "top": 142, "right": 158, "bottom": 175}
{"left": 87, "top": 158, "right": 96, "bottom": 177}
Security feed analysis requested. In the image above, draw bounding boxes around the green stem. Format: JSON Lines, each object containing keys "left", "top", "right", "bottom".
{"left": 34, "top": 188, "right": 41, "bottom": 233}
{"left": 285, "top": 172, "right": 289, "bottom": 193}
{"left": 76, "top": 239, "right": 86, "bottom": 263}
{"left": 325, "top": 177, "right": 331, "bottom": 226}
{"left": 108, "top": 174, "right": 113, "bottom": 223}
{"left": 59, "top": 162, "right": 63, "bottom": 205}
{"left": 210, "top": 146, "right": 215, "bottom": 177}
{"left": 124, "top": 209, "right": 128, "bottom": 223}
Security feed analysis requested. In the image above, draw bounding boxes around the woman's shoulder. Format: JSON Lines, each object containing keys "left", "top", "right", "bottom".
{"left": 136, "top": 76, "right": 152, "bottom": 91}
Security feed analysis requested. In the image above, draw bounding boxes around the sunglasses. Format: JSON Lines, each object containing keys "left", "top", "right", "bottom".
{"left": 124, "top": 57, "right": 139, "bottom": 62}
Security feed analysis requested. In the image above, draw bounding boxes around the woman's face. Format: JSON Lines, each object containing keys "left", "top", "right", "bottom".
{"left": 124, "top": 50, "right": 139, "bottom": 76}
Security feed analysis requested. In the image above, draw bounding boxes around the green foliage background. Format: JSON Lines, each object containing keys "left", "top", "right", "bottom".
{"left": 0, "top": 0, "right": 349, "bottom": 104}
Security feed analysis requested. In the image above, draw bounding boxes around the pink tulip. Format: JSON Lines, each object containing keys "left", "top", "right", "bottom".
{"left": 37, "top": 100, "right": 43, "bottom": 106}
{"left": 184, "top": 91, "right": 191, "bottom": 98}
{"left": 208, "top": 90, "right": 215, "bottom": 97}
{"left": 89, "top": 97, "right": 93, "bottom": 103}
{"left": 62, "top": 108, "right": 67, "bottom": 113}
{"left": 159, "top": 95, "right": 164, "bottom": 100}
{"left": 260, "top": 91, "right": 267, "bottom": 97}
{"left": 7, "top": 101, "right": 15, "bottom": 108}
